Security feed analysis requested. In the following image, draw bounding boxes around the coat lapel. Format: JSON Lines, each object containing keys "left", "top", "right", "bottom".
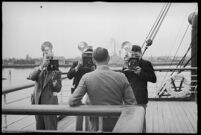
{"left": 43, "top": 71, "right": 52, "bottom": 89}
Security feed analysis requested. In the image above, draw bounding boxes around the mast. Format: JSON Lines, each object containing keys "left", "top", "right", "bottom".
{"left": 188, "top": 12, "right": 197, "bottom": 100}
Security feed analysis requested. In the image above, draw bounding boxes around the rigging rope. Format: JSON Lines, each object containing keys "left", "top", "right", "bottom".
{"left": 142, "top": 3, "right": 171, "bottom": 56}
{"left": 150, "top": 3, "right": 171, "bottom": 41}
{"left": 141, "top": 3, "right": 167, "bottom": 49}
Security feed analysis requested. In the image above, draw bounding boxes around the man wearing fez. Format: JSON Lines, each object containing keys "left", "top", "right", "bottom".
{"left": 69, "top": 47, "right": 137, "bottom": 132}
{"left": 28, "top": 41, "right": 62, "bottom": 130}
{"left": 122, "top": 45, "right": 156, "bottom": 132}
{"left": 67, "top": 42, "right": 96, "bottom": 131}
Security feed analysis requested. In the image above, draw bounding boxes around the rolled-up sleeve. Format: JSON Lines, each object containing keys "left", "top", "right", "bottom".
{"left": 69, "top": 75, "right": 87, "bottom": 106}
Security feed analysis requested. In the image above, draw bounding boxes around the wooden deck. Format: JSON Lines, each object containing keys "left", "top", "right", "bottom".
{"left": 57, "top": 101, "right": 197, "bottom": 133}
{"left": 145, "top": 101, "right": 197, "bottom": 133}
{"left": 2, "top": 101, "right": 197, "bottom": 133}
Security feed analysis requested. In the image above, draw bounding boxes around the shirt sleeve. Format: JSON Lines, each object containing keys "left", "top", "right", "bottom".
{"left": 27, "top": 66, "right": 41, "bottom": 81}
{"left": 69, "top": 74, "right": 88, "bottom": 106}
{"left": 67, "top": 61, "right": 78, "bottom": 79}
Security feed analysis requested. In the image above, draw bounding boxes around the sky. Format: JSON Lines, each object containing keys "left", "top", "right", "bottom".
{"left": 2, "top": 2, "right": 197, "bottom": 59}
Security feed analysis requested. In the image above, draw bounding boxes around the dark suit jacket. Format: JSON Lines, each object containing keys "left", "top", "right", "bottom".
{"left": 67, "top": 61, "right": 95, "bottom": 93}
{"left": 28, "top": 67, "right": 62, "bottom": 104}
{"left": 123, "top": 59, "right": 156, "bottom": 104}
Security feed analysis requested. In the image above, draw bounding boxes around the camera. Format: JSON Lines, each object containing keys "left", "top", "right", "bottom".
{"left": 82, "top": 53, "right": 94, "bottom": 68}
{"left": 127, "top": 57, "right": 139, "bottom": 70}
{"left": 47, "top": 59, "right": 59, "bottom": 71}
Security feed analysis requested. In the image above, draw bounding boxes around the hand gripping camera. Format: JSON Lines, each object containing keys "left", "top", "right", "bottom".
{"left": 122, "top": 41, "right": 139, "bottom": 70}
{"left": 78, "top": 42, "right": 94, "bottom": 69}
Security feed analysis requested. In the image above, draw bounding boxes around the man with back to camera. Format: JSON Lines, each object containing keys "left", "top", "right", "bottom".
{"left": 122, "top": 45, "right": 157, "bottom": 132}
{"left": 69, "top": 47, "right": 137, "bottom": 132}
{"left": 67, "top": 42, "right": 96, "bottom": 131}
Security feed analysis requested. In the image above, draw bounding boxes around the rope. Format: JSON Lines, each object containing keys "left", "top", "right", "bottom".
{"left": 151, "top": 3, "right": 171, "bottom": 41}
{"left": 141, "top": 3, "right": 167, "bottom": 49}
{"left": 142, "top": 3, "right": 171, "bottom": 55}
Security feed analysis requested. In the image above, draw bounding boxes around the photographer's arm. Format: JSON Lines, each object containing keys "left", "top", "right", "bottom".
{"left": 138, "top": 61, "right": 157, "bottom": 83}
{"left": 27, "top": 66, "right": 42, "bottom": 81}
{"left": 67, "top": 61, "right": 79, "bottom": 79}
{"left": 69, "top": 75, "right": 87, "bottom": 106}
{"left": 28, "top": 59, "right": 49, "bottom": 81}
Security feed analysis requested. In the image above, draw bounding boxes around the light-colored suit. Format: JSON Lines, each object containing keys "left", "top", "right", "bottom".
{"left": 69, "top": 65, "right": 136, "bottom": 131}
{"left": 28, "top": 67, "right": 62, "bottom": 130}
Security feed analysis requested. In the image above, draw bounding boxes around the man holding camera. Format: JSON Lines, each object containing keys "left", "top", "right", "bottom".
{"left": 67, "top": 42, "right": 96, "bottom": 94}
{"left": 122, "top": 45, "right": 156, "bottom": 132}
{"left": 28, "top": 41, "right": 62, "bottom": 130}
{"left": 67, "top": 42, "right": 96, "bottom": 131}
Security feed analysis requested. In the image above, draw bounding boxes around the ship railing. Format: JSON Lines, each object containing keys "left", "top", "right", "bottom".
{"left": 1, "top": 75, "right": 68, "bottom": 129}
{"left": 2, "top": 67, "right": 197, "bottom": 130}
{"left": 2, "top": 104, "right": 145, "bottom": 133}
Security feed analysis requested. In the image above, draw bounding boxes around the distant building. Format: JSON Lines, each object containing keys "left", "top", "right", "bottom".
{"left": 119, "top": 50, "right": 121, "bottom": 57}
{"left": 54, "top": 56, "right": 66, "bottom": 65}
{"left": 26, "top": 54, "right": 31, "bottom": 60}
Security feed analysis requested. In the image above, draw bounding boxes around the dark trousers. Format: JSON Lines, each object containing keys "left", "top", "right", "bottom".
{"left": 35, "top": 115, "right": 57, "bottom": 130}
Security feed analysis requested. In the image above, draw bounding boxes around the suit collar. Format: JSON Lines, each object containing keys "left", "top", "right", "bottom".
{"left": 96, "top": 65, "right": 110, "bottom": 70}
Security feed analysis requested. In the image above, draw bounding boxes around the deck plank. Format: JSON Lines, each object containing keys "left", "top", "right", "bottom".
{"left": 159, "top": 102, "right": 170, "bottom": 133}
{"left": 58, "top": 116, "right": 75, "bottom": 131}
{"left": 184, "top": 102, "right": 197, "bottom": 120}
{"left": 171, "top": 102, "right": 188, "bottom": 133}
{"left": 171, "top": 102, "right": 192, "bottom": 133}
{"left": 180, "top": 102, "right": 197, "bottom": 132}
{"left": 152, "top": 101, "right": 159, "bottom": 133}
{"left": 176, "top": 102, "right": 194, "bottom": 133}
{"left": 5, "top": 116, "right": 35, "bottom": 130}
{"left": 156, "top": 102, "right": 162, "bottom": 133}
{"left": 145, "top": 101, "right": 197, "bottom": 133}
{"left": 165, "top": 102, "right": 180, "bottom": 133}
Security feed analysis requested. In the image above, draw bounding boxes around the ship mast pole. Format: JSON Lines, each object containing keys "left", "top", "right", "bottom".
{"left": 188, "top": 12, "right": 197, "bottom": 100}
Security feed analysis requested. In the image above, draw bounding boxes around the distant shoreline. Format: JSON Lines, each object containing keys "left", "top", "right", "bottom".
{"left": 2, "top": 62, "right": 190, "bottom": 68}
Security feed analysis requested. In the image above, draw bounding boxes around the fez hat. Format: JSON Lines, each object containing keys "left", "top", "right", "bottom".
{"left": 131, "top": 45, "right": 141, "bottom": 52}
{"left": 41, "top": 41, "right": 53, "bottom": 52}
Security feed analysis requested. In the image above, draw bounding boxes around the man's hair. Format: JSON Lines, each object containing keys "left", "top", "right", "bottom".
{"left": 131, "top": 45, "right": 142, "bottom": 52}
{"left": 93, "top": 47, "right": 109, "bottom": 62}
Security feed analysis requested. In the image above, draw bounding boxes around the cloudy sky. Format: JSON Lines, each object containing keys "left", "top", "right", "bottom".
{"left": 2, "top": 2, "right": 197, "bottom": 59}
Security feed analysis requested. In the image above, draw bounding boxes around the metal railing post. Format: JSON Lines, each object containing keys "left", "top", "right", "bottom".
{"left": 98, "top": 116, "right": 103, "bottom": 132}
{"left": 60, "top": 90, "right": 63, "bottom": 103}
{"left": 3, "top": 94, "right": 8, "bottom": 129}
